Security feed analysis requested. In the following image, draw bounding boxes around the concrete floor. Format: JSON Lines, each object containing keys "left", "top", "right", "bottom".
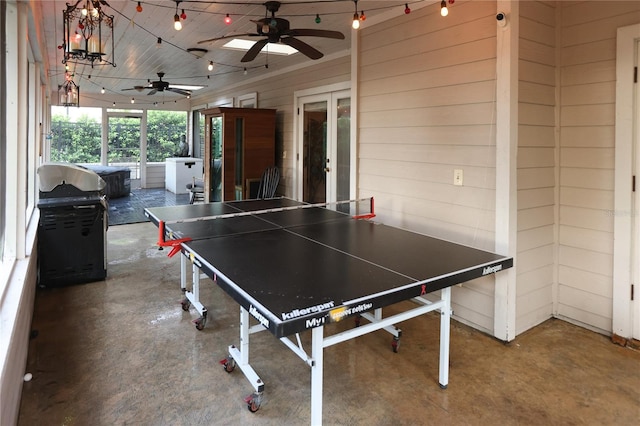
{"left": 19, "top": 222, "right": 640, "bottom": 425}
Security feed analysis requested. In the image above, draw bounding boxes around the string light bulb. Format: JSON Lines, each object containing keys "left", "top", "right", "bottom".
{"left": 131, "top": 98, "right": 135, "bottom": 104}
{"left": 208, "top": 61, "right": 214, "bottom": 71}
{"left": 224, "top": 13, "right": 232, "bottom": 25}
{"left": 136, "top": 1, "right": 142, "bottom": 12}
{"left": 360, "top": 11, "right": 366, "bottom": 21}
{"left": 174, "top": 14, "right": 182, "bottom": 30}
{"left": 101, "top": 87, "right": 105, "bottom": 94}
{"left": 315, "top": 14, "right": 321, "bottom": 24}
{"left": 440, "top": 0, "right": 448, "bottom": 16}
{"left": 352, "top": 12, "right": 360, "bottom": 29}
{"left": 156, "top": 37, "right": 162, "bottom": 48}
{"left": 404, "top": 3, "right": 411, "bottom": 14}
{"left": 180, "top": 9, "right": 187, "bottom": 20}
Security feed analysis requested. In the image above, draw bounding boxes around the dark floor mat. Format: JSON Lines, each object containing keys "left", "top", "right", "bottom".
{"left": 107, "top": 188, "right": 190, "bottom": 225}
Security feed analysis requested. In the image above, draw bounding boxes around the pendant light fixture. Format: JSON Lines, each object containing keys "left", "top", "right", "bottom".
{"left": 60, "top": 0, "right": 116, "bottom": 68}
{"left": 58, "top": 73, "right": 80, "bottom": 107}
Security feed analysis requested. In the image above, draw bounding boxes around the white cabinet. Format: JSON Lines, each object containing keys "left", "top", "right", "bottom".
{"left": 165, "top": 157, "right": 203, "bottom": 194}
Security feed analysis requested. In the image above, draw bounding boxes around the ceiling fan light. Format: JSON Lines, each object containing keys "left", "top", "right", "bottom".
{"left": 174, "top": 14, "right": 182, "bottom": 30}
{"left": 262, "top": 23, "right": 270, "bottom": 33}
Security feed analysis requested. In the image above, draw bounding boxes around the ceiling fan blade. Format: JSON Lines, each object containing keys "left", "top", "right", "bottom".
{"left": 288, "top": 29, "right": 345, "bottom": 40}
{"left": 167, "top": 88, "right": 192, "bottom": 96}
{"left": 121, "top": 86, "right": 147, "bottom": 92}
{"left": 147, "top": 89, "right": 158, "bottom": 96}
{"left": 241, "top": 38, "right": 270, "bottom": 63}
{"left": 198, "top": 33, "right": 259, "bottom": 44}
{"left": 281, "top": 37, "right": 323, "bottom": 60}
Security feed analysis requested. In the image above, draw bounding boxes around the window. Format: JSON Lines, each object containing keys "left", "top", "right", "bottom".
{"left": 50, "top": 106, "right": 102, "bottom": 163}
{"left": 192, "top": 110, "right": 205, "bottom": 159}
{"left": 146, "top": 110, "right": 187, "bottom": 161}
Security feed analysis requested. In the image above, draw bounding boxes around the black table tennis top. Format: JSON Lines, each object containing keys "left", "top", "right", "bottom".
{"left": 146, "top": 198, "right": 513, "bottom": 338}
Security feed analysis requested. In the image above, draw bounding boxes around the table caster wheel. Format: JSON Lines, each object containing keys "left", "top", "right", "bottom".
{"left": 219, "top": 356, "right": 235, "bottom": 373}
{"left": 193, "top": 316, "right": 206, "bottom": 330}
{"left": 244, "top": 392, "right": 263, "bottom": 413}
{"left": 391, "top": 336, "right": 400, "bottom": 353}
{"left": 180, "top": 298, "right": 191, "bottom": 311}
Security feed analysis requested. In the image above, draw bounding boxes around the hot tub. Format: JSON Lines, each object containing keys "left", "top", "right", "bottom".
{"left": 82, "top": 165, "right": 131, "bottom": 199}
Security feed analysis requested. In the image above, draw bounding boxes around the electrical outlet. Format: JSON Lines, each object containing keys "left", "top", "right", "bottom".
{"left": 454, "top": 169, "right": 463, "bottom": 186}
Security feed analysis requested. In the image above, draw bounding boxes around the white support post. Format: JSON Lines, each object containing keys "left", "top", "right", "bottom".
{"left": 439, "top": 287, "right": 452, "bottom": 388}
{"left": 494, "top": 0, "right": 519, "bottom": 342}
{"left": 310, "top": 326, "right": 324, "bottom": 426}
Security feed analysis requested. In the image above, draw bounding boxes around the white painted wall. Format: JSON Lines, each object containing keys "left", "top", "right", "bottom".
{"left": 557, "top": 1, "right": 640, "bottom": 334}
{"left": 357, "top": 1, "right": 500, "bottom": 334}
{"left": 516, "top": 1, "right": 557, "bottom": 334}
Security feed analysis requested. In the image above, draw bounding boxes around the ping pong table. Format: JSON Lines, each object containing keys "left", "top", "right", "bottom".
{"left": 144, "top": 197, "right": 513, "bottom": 425}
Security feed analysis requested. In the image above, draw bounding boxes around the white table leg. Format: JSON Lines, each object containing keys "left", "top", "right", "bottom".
{"left": 310, "top": 326, "right": 324, "bottom": 426}
{"left": 180, "top": 252, "right": 187, "bottom": 292}
{"left": 439, "top": 286, "right": 451, "bottom": 389}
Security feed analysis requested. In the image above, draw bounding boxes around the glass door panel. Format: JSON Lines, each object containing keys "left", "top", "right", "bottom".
{"left": 302, "top": 101, "right": 328, "bottom": 204}
{"left": 335, "top": 97, "right": 351, "bottom": 207}
{"left": 209, "top": 116, "right": 223, "bottom": 202}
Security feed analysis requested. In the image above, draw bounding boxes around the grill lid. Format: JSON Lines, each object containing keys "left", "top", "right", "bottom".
{"left": 38, "top": 163, "right": 106, "bottom": 193}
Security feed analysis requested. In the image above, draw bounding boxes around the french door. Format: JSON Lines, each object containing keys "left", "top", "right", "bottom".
{"left": 296, "top": 89, "right": 351, "bottom": 204}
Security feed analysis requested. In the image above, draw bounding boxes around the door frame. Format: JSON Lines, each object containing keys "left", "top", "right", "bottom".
{"left": 293, "top": 82, "right": 352, "bottom": 202}
{"left": 613, "top": 23, "right": 640, "bottom": 342}
{"left": 102, "top": 109, "right": 147, "bottom": 187}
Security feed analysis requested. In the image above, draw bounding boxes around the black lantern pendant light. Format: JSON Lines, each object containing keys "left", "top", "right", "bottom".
{"left": 60, "top": 0, "right": 116, "bottom": 68}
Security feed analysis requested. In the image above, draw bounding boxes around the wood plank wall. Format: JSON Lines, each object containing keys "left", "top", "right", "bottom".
{"left": 358, "top": 1, "right": 499, "bottom": 333}
{"left": 516, "top": 1, "right": 557, "bottom": 334}
{"left": 558, "top": 1, "right": 640, "bottom": 333}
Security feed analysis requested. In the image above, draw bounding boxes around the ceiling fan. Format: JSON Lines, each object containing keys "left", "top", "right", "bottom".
{"left": 198, "top": 1, "right": 345, "bottom": 63}
{"left": 121, "top": 72, "right": 195, "bottom": 96}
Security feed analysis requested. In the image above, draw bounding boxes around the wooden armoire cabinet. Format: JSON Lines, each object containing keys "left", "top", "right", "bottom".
{"left": 203, "top": 107, "right": 276, "bottom": 202}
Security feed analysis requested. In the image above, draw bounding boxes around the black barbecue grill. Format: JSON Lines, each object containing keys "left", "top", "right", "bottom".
{"left": 37, "top": 163, "right": 108, "bottom": 287}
